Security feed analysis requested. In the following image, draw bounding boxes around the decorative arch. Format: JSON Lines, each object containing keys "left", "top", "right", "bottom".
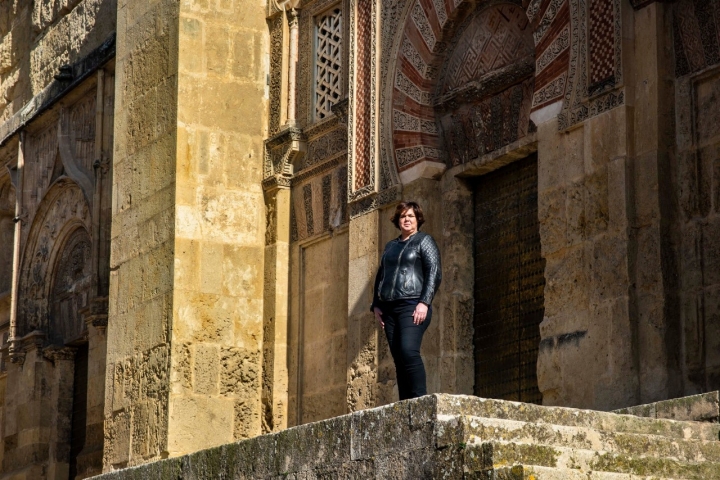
{"left": 379, "top": 0, "right": 578, "bottom": 182}
{"left": 390, "top": 1, "right": 535, "bottom": 174}
{"left": 17, "top": 179, "right": 91, "bottom": 340}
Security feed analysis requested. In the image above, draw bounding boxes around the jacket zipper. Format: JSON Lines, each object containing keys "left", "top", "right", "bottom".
{"left": 388, "top": 235, "right": 414, "bottom": 301}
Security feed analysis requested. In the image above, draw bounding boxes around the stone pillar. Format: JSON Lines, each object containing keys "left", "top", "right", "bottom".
{"left": 105, "top": 0, "right": 268, "bottom": 470}
{"left": 346, "top": 209, "right": 380, "bottom": 411}
{"left": 0, "top": 335, "right": 75, "bottom": 480}
{"left": 7, "top": 132, "right": 25, "bottom": 364}
{"left": 629, "top": 2, "right": 681, "bottom": 402}
{"left": 261, "top": 180, "right": 291, "bottom": 432}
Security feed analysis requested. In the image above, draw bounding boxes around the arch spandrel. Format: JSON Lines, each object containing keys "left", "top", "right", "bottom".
{"left": 17, "top": 179, "right": 91, "bottom": 341}
{"left": 380, "top": 0, "right": 576, "bottom": 183}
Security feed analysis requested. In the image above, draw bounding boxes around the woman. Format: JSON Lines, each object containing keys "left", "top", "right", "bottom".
{"left": 371, "top": 201, "right": 441, "bottom": 400}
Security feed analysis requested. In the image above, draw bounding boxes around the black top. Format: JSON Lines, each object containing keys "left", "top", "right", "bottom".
{"left": 371, "top": 231, "right": 442, "bottom": 310}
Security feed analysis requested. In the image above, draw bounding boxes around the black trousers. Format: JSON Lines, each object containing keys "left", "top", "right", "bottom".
{"left": 379, "top": 299, "right": 432, "bottom": 400}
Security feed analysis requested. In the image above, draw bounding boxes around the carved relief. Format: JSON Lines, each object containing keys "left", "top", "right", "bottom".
{"left": 432, "top": 4, "right": 535, "bottom": 168}
{"left": 17, "top": 181, "right": 91, "bottom": 339}
{"left": 558, "top": 0, "right": 624, "bottom": 130}
{"left": 290, "top": 165, "right": 348, "bottom": 242}
{"left": 50, "top": 227, "right": 92, "bottom": 345}
{"left": 673, "top": 0, "right": 720, "bottom": 78}
{"left": 68, "top": 93, "right": 97, "bottom": 174}
{"left": 268, "top": 14, "right": 285, "bottom": 136}
{"left": 24, "top": 122, "right": 59, "bottom": 214}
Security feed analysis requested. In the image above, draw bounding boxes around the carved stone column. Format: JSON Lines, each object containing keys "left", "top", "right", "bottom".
{"left": 286, "top": 8, "right": 300, "bottom": 125}
{"left": 261, "top": 176, "right": 292, "bottom": 432}
{"left": 7, "top": 132, "right": 25, "bottom": 365}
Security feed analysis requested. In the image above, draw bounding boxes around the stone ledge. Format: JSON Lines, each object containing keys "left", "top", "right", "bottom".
{"left": 614, "top": 391, "right": 720, "bottom": 423}
{"left": 91, "top": 394, "right": 720, "bottom": 479}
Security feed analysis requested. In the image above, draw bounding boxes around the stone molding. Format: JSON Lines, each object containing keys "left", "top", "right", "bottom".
{"left": 42, "top": 345, "right": 77, "bottom": 363}
{"left": 80, "top": 296, "right": 109, "bottom": 330}
{"left": 630, "top": 0, "right": 671, "bottom": 9}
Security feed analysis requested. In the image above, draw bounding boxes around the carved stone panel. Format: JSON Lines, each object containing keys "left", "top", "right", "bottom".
{"left": 435, "top": 4, "right": 535, "bottom": 167}
{"left": 50, "top": 227, "right": 91, "bottom": 345}
{"left": 673, "top": 0, "right": 720, "bottom": 78}
{"left": 17, "top": 181, "right": 91, "bottom": 338}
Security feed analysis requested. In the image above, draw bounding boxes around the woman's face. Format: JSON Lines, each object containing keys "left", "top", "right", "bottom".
{"left": 399, "top": 208, "right": 418, "bottom": 236}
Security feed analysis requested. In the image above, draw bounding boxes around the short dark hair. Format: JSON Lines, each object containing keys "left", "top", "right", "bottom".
{"left": 391, "top": 201, "right": 425, "bottom": 229}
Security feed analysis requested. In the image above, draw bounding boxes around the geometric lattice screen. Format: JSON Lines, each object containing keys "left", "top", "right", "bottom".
{"left": 315, "top": 7, "right": 343, "bottom": 121}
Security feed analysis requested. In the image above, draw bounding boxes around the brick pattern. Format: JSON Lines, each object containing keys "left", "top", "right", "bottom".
{"left": 588, "top": 0, "right": 615, "bottom": 88}
{"left": 353, "top": 0, "right": 372, "bottom": 190}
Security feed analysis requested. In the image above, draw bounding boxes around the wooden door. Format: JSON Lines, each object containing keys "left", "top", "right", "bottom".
{"left": 473, "top": 154, "right": 545, "bottom": 404}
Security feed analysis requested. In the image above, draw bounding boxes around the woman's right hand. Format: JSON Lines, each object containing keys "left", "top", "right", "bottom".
{"left": 373, "top": 307, "right": 384, "bottom": 329}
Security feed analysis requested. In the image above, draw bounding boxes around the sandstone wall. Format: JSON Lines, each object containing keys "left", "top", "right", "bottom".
{"left": 105, "top": 0, "right": 268, "bottom": 470}
{"left": 0, "top": 0, "right": 116, "bottom": 123}
{"left": 287, "top": 230, "right": 349, "bottom": 425}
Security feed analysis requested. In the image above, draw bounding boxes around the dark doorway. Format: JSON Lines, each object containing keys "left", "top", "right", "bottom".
{"left": 473, "top": 154, "right": 545, "bottom": 404}
{"left": 69, "top": 343, "right": 88, "bottom": 479}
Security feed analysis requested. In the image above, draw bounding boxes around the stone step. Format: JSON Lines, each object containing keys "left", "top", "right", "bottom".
{"left": 436, "top": 394, "right": 720, "bottom": 442}
{"left": 462, "top": 440, "right": 720, "bottom": 479}
{"left": 490, "top": 464, "right": 686, "bottom": 480}
{"left": 455, "top": 415, "right": 720, "bottom": 464}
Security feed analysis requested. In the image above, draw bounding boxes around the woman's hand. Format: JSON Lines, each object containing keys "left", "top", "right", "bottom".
{"left": 413, "top": 302, "right": 429, "bottom": 325}
{"left": 373, "top": 307, "right": 384, "bottom": 329}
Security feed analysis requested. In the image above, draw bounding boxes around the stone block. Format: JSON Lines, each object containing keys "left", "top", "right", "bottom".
{"left": 615, "top": 391, "right": 720, "bottom": 423}
{"left": 350, "top": 397, "right": 434, "bottom": 461}
{"left": 192, "top": 343, "right": 219, "bottom": 395}
{"left": 607, "top": 156, "right": 629, "bottom": 233}
{"left": 274, "top": 415, "right": 351, "bottom": 473}
{"left": 233, "top": 397, "right": 261, "bottom": 441}
{"left": 168, "top": 395, "right": 234, "bottom": 455}
{"left": 538, "top": 185, "right": 567, "bottom": 256}
{"left": 590, "top": 233, "right": 630, "bottom": 303}
{"left": 205, "top": 24, "right": 230, "bottom": 75}
{"left": 583, "top": 166, "right": 609, "bottom": 238}
{"left": 566, "top": 181, "right": 585, "bottom": 246}
{"left": 586, "top": 107, "right": 628, "bottom": 172}
{"left": 179, "top": 16, "right": 204, "bottom": 73}
{"left": 543, "top": 245, "right": 587, "bottom": 318}
{"left": 221, "top": 244, "right": 264, "bottom": 299}
{"left": 219, "top": 346, "right": 260, "bottom": 397}
{"left": 537, "top": 119, "right": 585, "bottom": 191}
{"left": 173, "top": 291, "right": 234, "bottom": 344}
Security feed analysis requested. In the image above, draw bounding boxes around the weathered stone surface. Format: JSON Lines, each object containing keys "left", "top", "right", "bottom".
{"left": 92, "top": 394, "right": 720, "bottom": 480}
{"left": 615, "top": 391, "right": 720, "bottom": 423}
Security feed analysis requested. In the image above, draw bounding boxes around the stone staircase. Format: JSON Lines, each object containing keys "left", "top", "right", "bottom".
{"left": 435, "top": 395, "right": 720, "bottom": 479}
{"left": 93, "top": 393, "right": 720, "bottom": 479}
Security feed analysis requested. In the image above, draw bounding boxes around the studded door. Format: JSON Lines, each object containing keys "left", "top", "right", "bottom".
{"left": 473, "top": 154, "right": 545, "bottom": 404}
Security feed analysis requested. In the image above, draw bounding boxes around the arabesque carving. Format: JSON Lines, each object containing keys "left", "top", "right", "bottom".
{"left": 17, "top": 180, "right": 91, "bottom": 341}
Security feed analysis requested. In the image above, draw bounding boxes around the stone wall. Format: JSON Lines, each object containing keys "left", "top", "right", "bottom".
{"left": 105, "top": 0, "right": 269, "bottom": 471}
{"left": 91, "top": 393, "right": 720, "bottom": 480}
{"left": 0, "top": 0, "right": 116, "bottom": 123}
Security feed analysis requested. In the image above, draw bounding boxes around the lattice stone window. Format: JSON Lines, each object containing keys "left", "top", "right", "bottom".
{"left": 314, "top": 7, "right": 343, "bottom": 121}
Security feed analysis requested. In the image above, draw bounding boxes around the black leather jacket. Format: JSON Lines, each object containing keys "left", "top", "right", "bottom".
{"left": 371, "top": 231, "right": 441, "bottom": 309}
